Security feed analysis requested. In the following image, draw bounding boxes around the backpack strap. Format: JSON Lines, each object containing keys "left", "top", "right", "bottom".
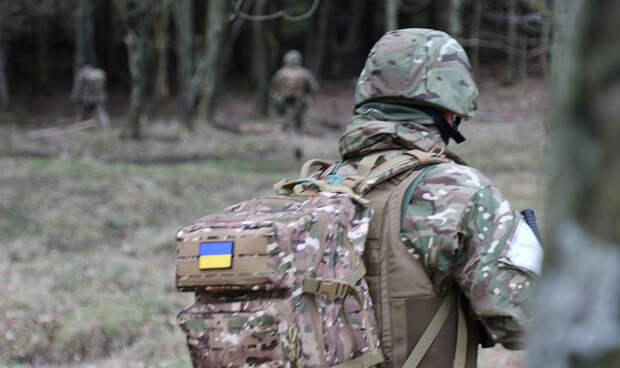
{"left": 302, "top": 261, "right": 385, "bottom": 368}
{"left": 299, "top": 159, "right": 333, "bottom": 178}
{"left": 355, "top": 148, "right": 450, "bottom": 195}
{"left": 401, "top": 289, "right": 468, "bottom": 368}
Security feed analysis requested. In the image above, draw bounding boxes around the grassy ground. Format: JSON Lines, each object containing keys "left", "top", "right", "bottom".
{"left": 0, "top": 78, "right": 546, "bottom": 367}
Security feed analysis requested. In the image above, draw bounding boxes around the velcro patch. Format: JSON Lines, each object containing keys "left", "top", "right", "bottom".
{"left": 199, "top": 241, "right": 233, "bottom": 269}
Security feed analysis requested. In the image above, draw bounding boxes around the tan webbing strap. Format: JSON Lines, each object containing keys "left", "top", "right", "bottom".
{"left": 364, "top": 155, "right": 413, "bottom": 181}
{"left": 405, "top": 149, "right": 433, "bottom": 162}
{"left": 342, "top": 262, "right": 367, "bottom": 285}
{"left": 356, "top": 154, "right": 385, "bottom": 179}
{"left": 357, "top": 154, "right": 449, "bottom": 195}
{"left": 302, "top": 273, "right": 380, "bottom": 358}
{"left": 402, "top": 291, "right": 456, "bottom": 368}
{"left": 300, "top": 159, "right": 333, "bottom": 178}
{"left": 274, "top": 179, "right": 369, "bottom": 204}
{"left": 331, "top": 349, "right": 385, "bottom": 368}
{"left": 453, "top": 295, "right": 468, "bottom": 368}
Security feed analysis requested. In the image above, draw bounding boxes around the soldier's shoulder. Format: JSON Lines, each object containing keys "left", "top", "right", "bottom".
{"left": 424, "top": 161, "right": 494, "bottom": 191}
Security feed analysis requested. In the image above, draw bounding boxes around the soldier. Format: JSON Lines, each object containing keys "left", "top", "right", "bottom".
{"left": 70, "top": 63, "right": 110, "bottom": 129}
{"left": 271, "top": 49, "right": 319, "bottom": 159}
{"left": 332, "top": 28, "right": 543, "bottom": 367}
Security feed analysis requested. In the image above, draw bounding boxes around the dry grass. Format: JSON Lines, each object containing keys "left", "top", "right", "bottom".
{"left": 0, "top": 78, "right": 547, "bottom": 367}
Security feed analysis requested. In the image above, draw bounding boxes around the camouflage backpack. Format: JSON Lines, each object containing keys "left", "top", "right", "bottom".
{"left": 176, "top": 149, "right": 462, "bottom": 368}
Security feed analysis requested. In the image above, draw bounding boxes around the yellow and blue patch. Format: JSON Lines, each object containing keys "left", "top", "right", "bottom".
{"left": 199, "top": 241, "right": 233, "bottom": 270}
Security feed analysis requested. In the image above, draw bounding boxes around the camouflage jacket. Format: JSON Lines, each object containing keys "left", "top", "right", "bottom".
{"left": 336, "top": 115, "right": 542, "bottom": 348}
{"left": 272, "top": 65, "right": 319, "bottom": 99}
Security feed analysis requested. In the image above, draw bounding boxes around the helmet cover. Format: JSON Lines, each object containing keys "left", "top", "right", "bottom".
{"left": 355, "top": 28, "right": 478, "bottom": 118}
{"left": 283, "top": 49, "right": 303, "bottom": 66}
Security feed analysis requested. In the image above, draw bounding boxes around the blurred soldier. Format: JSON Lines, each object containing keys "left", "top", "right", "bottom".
{"left": 332, "top": 28, "right": 543, "bottom": 367}
{"left": 271, "top": 49, "right": 319, "bottom": 159}
{"left": 71, "top": 64, "right": 110, "bottom": 129}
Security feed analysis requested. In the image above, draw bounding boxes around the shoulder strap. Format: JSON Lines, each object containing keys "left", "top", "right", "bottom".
{"left": 401, "top": 289, "right": 468, "bottom": 368}
{"left": 354, "top": 148, "right": 450, "bottom": 195}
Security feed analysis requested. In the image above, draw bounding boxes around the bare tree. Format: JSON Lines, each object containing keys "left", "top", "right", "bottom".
{"left": 173, "top": 0, "right": 194, "bottom": 127}
{"left": 36, "top": 10, "right": 50, "bottom": 94}
{"left": 252, "top": 0, "right": 269, "bottom": 117}
{"left": 448, "top": 0, "right": 462, "bottom": 38}
{"left": 504, "top": 0, "right": 518, "bottom": 85}
{"left": 114, "top": 0, "right": 156, "bottom": 139}
{"left": 469, "top": 0, "right": 482, "bottom": 79}
{"left": 0, "top": 3, "right": 9, "bottom": 109}
{"left": 527, "top": 0, "right": 620, "bottom": 366}
{"left": 539, "top": 0, "right": 552, "bottom": 79}
{"left": 201, "top": 0, "right": 233, "bottom": 123}
{"left": 306, "top": 0, "right": 332, "bottom": 78}
{"left": 75, "top": 0, "right": 98, "bottom": 68}
{"left": 154, "top": 0, "right": 171, "bottom": 102}
{"left": 385, "top": 0, "right": 400, "bottom": 31}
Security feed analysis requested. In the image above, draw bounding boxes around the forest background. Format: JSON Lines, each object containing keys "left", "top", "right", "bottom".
{"left": 4, "top": 0, "right": 614, "bottom": 367}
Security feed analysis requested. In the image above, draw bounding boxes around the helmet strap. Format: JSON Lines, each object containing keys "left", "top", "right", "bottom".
{"left": 415, "top": 106, "right": 466, "bottom": 145}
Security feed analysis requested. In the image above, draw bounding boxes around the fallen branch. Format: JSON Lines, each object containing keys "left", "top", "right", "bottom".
{"left": 27, "top": 119, "right": 97, "bottom": 140}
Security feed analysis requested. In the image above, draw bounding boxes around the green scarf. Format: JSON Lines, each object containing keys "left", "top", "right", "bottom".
{"left": 339, "top": 103, "right": 445, "bottom": 159}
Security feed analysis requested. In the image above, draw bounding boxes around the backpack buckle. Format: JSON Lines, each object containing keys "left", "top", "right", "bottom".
{"left": 317, "top": 279, "right": 348, "bottom": 298}
{"left": 303, "top": 277, "right": 349, "bottom": 298}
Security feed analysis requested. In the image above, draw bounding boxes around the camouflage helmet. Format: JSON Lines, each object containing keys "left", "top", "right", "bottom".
{"left": 355, "top": 28, "right": 478, "bottom": 118}
{"left": 283, "top": 49, "right": 302, "bottom": 66}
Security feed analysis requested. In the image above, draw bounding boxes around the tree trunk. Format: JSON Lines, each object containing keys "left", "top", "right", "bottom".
{"left": 385, "top": 0, "right": 400, "bottom": 32}
{"left": 448, "top": 0, "right": 462, "bottom": 38}
{"left": 154, "top": 1, "right": 170, "bottom": 101}
{"left": 0, "top": 10, "right": 9, "bottom": 110}
{"left": 75, "top": 0, "right": 98, "bottom": 67}
{"left": 527, "top": 0, "right": 620, "bottom": 367}
{"left": 504, "top": 0, "right": 518, "bottom": 85}
{"left": 125, "top": 29, "right": 146, "bottom": 140}
{"left": 36, "top": 14, "right": 50, "bottom": 94}
{"left": 202, "top": 0, "right": 231, "bottom": 123}
{"left": 252, "top": 0, "right": 269, "bottom": 117}
{"left": 174, "top": 0, "right": 194, "bottom": 127}
{"left": 330, "top": 0, "right": 366, "bottom": 77}
{"left": 519, "top": 34, "right": 528, "bottom": 82}
{"left": 470, "top": 0, "right": 482, "bottom": 80}
{"left": 539, "top": 0, "right": 552, "bottom": 80}
{"left": 306, "top": 0, "right": 332, "bottom": 78}
{"left": 433, "top": 0, "right": 451, "bottom": 32}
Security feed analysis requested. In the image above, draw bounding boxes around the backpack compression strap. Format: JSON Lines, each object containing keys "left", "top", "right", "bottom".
{"left": 302, "top": 261, "right": 385, "bottom": 368}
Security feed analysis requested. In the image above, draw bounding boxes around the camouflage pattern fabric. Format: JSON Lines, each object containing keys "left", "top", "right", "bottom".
{"left": 177, "top": 193, "right": 381, "bottom": 367}
{"left": 337, "top": 117, "right": 539, "bottom": 348}
{"left": 272, "top": 65, "right": 319, "bottom": 100}
{"left": 71, "top": 65, "right": 106, "bottom": 104}
{"left": 339, "top": 114, "right": 445, "bottom": 159}
{"left": 354, "top": 28, "right": 478, "bottom": 118}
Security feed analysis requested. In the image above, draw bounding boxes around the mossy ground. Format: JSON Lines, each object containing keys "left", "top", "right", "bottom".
{"left": 0, "top": 78, "right": 546, "bottom": 367}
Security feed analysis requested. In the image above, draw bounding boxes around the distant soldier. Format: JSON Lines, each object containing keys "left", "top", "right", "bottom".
{"left": 271, "top": 50, "right": 319, "bottom": 159}
{"left": 71, "top": 64, "right": 110, "bottom": 129}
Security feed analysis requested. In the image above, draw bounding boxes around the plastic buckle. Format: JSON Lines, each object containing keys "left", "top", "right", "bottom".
{"left": 318, "top": 280, "right": 348, "bottom": 298}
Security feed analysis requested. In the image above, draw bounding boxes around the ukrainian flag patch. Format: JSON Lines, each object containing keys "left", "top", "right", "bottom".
{"left": 199, "top": 241, "right": 233, "bottom": 270}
